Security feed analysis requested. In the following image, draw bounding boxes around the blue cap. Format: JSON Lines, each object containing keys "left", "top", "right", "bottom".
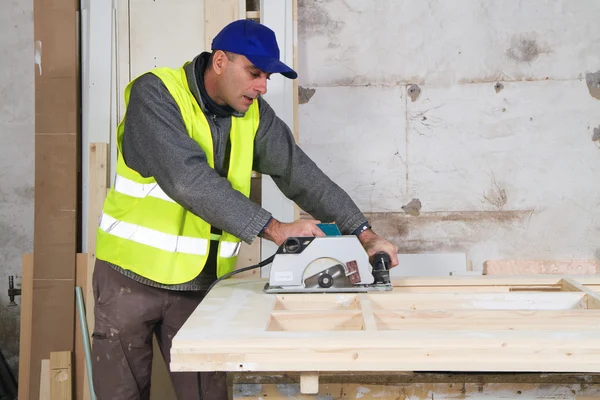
{"left": 211, "top": 19, "right": 298, "bottom": 79}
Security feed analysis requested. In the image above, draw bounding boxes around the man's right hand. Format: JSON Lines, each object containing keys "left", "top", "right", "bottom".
{"left": 261, "top": 218, "right": 326, "bottom": 246}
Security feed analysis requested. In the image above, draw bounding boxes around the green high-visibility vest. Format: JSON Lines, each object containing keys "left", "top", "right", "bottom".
{"left": 95, "top": 63, "right": 259, "bottom": 284}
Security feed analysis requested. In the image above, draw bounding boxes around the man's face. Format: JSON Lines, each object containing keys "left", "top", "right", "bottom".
{"left": 216, "top": 52, "right": 271, "bottom": 113}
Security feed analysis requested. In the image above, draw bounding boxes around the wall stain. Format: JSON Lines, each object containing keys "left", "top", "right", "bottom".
{"left": 593, "top": 125, "right": 600, "bottom": 142}
{"left": 483, "top": 173, "right": 507, "bottom": 210}
{"left": 586, "top": 70, "right": 600, "bottom": 100}
{"left": 402, "top": 198, "right": 422, "bottom": 216}
{"left": 298, "top": 0, "right": 344, "bottom": 46}
{"left": 367, "top": 209, "right": 534, "bottom": 254}
{"left": 506, "top": 34, "right": 547, "bottom": 63}
{"left": 298, "top": 86, "right": 316, "bottom": 104}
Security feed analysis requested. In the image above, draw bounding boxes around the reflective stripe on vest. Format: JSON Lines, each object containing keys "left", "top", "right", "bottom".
{"left": 114, "top": 175, "right": 175, "bottom": 203}
{"left": 99, "top": 207, "right": 242, "bottom": 258}
{"left": 99, "top": 211, "right": 208, "bottom": 255}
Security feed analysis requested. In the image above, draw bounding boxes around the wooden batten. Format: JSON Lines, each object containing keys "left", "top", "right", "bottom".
{"left": 75, "top": 254, "right": 88, "bottom": 400}
{"left": 50, "top": 351, "right": 72, "bottom": 400}
{"left": 484, "top": 259, "right": 599, "bottom": 275}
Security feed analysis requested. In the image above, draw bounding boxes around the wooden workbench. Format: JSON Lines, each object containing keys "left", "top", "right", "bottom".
{"left": 171, "top": 276, "right": 600, "bottom": 398}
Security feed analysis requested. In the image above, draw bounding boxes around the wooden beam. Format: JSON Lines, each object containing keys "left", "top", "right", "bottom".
{"left": 358, "top": 295, "right": 377, "bottom": 331}
{"left": 561, "top": 278, "right": 600, "bottom": 309}
{"left": 233, "top": 381, "right": 600, "bottom": 399}
{"left": 484, "top": 259, "right": 599, "bottom": 275}
{"left": 204, "top": 0, "right": 242, "bottom": 50}
{"left": 299, "top": 372, "right": 319, "bottom": 394}
{"left": 50, "top": 351, "right": 72, "bottom": 400}
{"left": 75, "top": 254, "right": 88, "bottom": 400}
{"left": 85, "top": 143, "right": 110, "bottom": 341}
{"left": 40, "top": 359, "right": 50, "bottom": 400}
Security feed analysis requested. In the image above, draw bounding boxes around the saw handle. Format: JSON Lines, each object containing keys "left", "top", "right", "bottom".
{"left": 371, "top": 251, "right": 391, "bottom": 284}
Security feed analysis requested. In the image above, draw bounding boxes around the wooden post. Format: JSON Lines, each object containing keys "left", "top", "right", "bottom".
{"left": 50, "top": 351, "right": 72, "bottom": 400}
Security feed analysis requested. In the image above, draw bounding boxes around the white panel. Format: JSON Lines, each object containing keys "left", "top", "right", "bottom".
{"left": 407, "top": 80, "right": 600, "bottom": 212}
{"left": 390, "top": 253, "right": 468, "bottom": 277}
{"left": 298, "top": 0, "right": 600, "bottom": 87}
{"left": 298, "top": 86, "right": 408, "bottom": 212}
{"left": 81, "top": 0, "right": 114, "bottom": 251}
{"left": 260, "top": 0, "right": 296, "bottom": 269}
{"left": 129, "top": 0, "right": 204, "bottom": 78}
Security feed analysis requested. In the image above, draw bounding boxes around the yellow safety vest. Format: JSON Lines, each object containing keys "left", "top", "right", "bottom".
{"left": 95, "top": 63, "right": 259, "bottom": 284}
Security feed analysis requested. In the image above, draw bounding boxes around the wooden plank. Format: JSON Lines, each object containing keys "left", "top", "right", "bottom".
{"left": 390, "top": 276, "right": 600, "bottom": 292}
{"left": 75, "top": 254, "right": 87, "bottom": 400}
{"left": 40, "top": 359, "right": 50, "bottom": 400}
{"left": 32, "top": 0, "right": 79, "bottom": 394}
{"left": 234, "top": 382, "right": 600, "bottom": 399}
{"left": 204, "top": 0, "right": 240, "bottom": 50}
{"left": 373, "top": 309, "right": 600, "bottom": 330}
{"left": 274, "top": 292, "right": 586, "bottom": 311}
{"left": 561, "top": 278, "right": 600, "bottom": 309}
{"left": 86, "top": 142, "right": 109, "bottom": 342}
{"left": 269, "top": 310, "right": 363, "bottom": 331}
{"left": 129, "top": 0, "right": 204, "bottom": 79}
{"left": 359, "top": 295, "right": 377, "bottom": 331}
{"left": 50, "top": 351, "right": 72, "bottom": 400}
{"left": 299, "top": 372, "right": 318, "bottom": 394}
{"left": 17, "top": 254, "right": 33, "bottom": 400}
{"left": 171, "top": 278, "right": 600, "bottom": 373}
{"left": 484, "top": 259, "right": 599, "bottom": 275}
{"left": 30, "top": 278, "right": 75, "bottom": 400}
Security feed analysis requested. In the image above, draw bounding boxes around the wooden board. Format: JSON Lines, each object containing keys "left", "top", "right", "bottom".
{"left": 171, "top": 276, "right": 600, "bottom": 373}
{"left": 484, "top": 259, "right": 599, "bottom": 275}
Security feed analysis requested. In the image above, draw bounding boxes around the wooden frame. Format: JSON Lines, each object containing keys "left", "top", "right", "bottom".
{"left": 171, "top": 275, "right": 600, "bottom": 384}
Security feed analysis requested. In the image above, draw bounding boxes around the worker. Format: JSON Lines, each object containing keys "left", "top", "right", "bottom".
{"left": 91, "top": 18, "right": 399, "bottom": 400}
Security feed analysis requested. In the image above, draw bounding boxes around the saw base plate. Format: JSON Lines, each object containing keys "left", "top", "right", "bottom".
{"left": 263, "top": 282, "right": 393, "bottom": 294}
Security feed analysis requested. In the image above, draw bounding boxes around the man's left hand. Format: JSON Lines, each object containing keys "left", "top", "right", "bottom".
{"left": 357, "top": 229, "right": 399, "bottom": 268}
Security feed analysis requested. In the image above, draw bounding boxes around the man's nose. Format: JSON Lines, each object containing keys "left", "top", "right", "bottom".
{"left": 255, "top": 76, "right": 267, "bottom": 95}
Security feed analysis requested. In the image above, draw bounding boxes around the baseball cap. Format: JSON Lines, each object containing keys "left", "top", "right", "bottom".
{"left": 211, "top": 19, "right": 298, "bottom": 79}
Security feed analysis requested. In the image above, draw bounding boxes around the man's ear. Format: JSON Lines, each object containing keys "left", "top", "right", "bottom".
{"left": 212, "top": 50, "right": 228, "bottom": 75}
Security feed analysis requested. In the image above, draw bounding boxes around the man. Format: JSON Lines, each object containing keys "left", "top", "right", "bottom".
{"left": 91, "top": 19, "right": 399, "bottom": 400}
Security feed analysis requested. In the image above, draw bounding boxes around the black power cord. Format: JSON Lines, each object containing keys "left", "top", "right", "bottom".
{"left": 205, "top": 254, "right": 276, "bottom": 294}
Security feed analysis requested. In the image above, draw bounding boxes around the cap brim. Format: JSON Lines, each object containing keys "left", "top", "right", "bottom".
{"left": 246, "top": 54, "right": 298, "bottom": 79}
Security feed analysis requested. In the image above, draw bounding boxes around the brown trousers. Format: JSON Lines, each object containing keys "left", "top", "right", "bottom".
{"left": 91, "top": 259, "right": 227, "bottom": 400}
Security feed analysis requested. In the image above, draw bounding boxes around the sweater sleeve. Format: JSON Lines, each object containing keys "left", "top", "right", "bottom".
{"left": 252, "top": 97, "right": 368, "bottom": 235}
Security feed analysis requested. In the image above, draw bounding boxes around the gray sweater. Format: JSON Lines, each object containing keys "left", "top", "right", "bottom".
{"left": 107, "top": 52, "right": 368, "bottom": 290}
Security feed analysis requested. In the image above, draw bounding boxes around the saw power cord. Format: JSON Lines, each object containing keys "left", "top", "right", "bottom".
{"left": 205, "top": 254, "right": 276, "bottom": 294}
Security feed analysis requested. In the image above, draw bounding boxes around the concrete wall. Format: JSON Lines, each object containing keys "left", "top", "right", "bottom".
{"left": 297, "top": 0, "right": 600, "bottom": 270}
{"left": 0, "top": 0, "right": 34, "bottom": 376}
